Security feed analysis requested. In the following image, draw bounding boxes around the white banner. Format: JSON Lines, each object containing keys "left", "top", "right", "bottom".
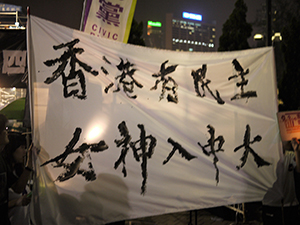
{"left": 82, "top": 0, "right": 137, "bottom": 43}
{"left": 28, "top": 15, "right": 280, "bottom": 224}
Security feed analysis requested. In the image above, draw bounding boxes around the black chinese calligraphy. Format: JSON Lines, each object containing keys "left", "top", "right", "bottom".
{"left": 101, "top": 56, "right": 111, "bottom": 75}
{"left": 191, "top": 64, "right": 225, "bottom": 105}
{"left": 234, "top": 124, "right": 270, "bottom": 170}
{"left": 130, "top": 124, "right": 156, "bottom": 195}
{"left": 43, "top": 39, "right": 99, "bottom": 100}
{"left": 114, "top": 121, "right": 156, "bottom": 195}
{"left": 105, "top": 58, "right": 143, "bottom": 99}
{"left": 101, "top": 66, "right": 109, "bottom": 75}
{"left": 114, "top": 121, "right": 132, "bottom": 177}
{"left": 197, "top": 125, "right": 225, "bottom": 184}
{"left": 41, "top": 127, "right": 109, "bottom": 182}
{"left": 41, "top": 127, "right": 82, "bottom": 166}
{"left": 229, "top": 59, "right": 257, "bottom": 101}
{"left": 151, "top": 60, "right": 179, "bottom": 103}
{"left": 163, "top": 138, "right": 197, "bottom": 165}
{"left": 104, "top": 82, "right": 114, "bottom": 93}
{"left": 102, "top": 56, "right": 111, "bottom": 64}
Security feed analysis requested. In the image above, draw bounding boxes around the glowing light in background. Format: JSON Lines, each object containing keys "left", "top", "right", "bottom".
{"left": 182, "top": 12, "right": 202, "bottom": 21}
{"left": 147, "top": 21, "right": 162, "bottom": 27}
{"left": 87, "top": 126, "right": 103, "bottom": 142}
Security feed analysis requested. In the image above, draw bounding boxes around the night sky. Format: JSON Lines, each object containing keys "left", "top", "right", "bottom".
{"left": 2, "top": 0, "right": 264, "bottom": 48}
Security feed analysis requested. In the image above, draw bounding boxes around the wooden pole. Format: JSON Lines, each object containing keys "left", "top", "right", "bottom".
{"left": 266, "top": 0, "right": 272, "bottom": 46}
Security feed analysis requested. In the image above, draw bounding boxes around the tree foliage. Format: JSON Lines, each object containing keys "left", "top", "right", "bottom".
{"left": 127, "top": 18, "right": 145, "bottom": 46}
{"left": 272, "top": 0, "right": 300, "bottom": 32}
{"left": 252, "top": 0, "right": 300, "bottom": 110}
{"left": 264, "top": 0, "right": 300, "bottom": 110}
{"left": 278, "top": 16, "right": 300, "bottom": 110}
{"left": 218, "top": 0, "right": 252, "bottom": 51}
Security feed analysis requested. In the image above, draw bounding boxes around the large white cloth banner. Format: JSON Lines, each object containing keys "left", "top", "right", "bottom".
{"left": 28, "top": 15, "right": 280, "bottom": 225}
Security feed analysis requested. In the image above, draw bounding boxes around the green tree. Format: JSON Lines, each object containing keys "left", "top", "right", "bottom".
{"left": 127, "top": 18, "right": 145, "bottom": 46}
{"left": 218, "top": 0, "right": 252, "bottom": 51}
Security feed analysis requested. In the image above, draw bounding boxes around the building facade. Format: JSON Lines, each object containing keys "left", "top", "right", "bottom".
{"left": 145, "top": 21, "right": 164, "bottom": 49}
{"left": 145, "top": 13, "right": 216, "bottom": 52}
{"left": 0, "top": 3, "right": 26, "bottom": 29}
{"left": 165, "top": 13, "right": 216, "bottom": 52}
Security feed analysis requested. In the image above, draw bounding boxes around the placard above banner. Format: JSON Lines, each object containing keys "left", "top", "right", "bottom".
{"left": 28, "top": 15, "right": 281, "bottom": 224}
{"left": 81, "top": 0, "right": 137, "bottom": 43}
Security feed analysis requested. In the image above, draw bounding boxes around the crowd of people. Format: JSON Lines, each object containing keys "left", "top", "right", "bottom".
{"left": 0, "top": 114, "right": 33, "bottom": 225}
{"left": 0, "top": 108, "right": 300, "bottom": 225}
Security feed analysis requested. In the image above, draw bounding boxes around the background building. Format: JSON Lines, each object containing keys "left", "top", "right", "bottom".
{"left": 0, "top": 3, "right": 26, "bottom": 29}
{"left": 145, "top": 12, "right": 216, "bottom": 52}
{"left": 145, "top": 20, "right": 164, "bottom": 49}
{"left": 165, "top": 13, "right": 216, "bottom": 52}
{"left": 0, "top": 3, "right": 27, "bottom": 115}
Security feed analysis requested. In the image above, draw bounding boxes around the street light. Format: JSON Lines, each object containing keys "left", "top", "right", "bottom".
{"left": 254, "top": 34, "right": 264, "bottom": 40}
{"left": 272, "top": 32, "right": 282, "bottom": 42}
{"left": 254, "top": 33, "right": 265, "bottom": 47}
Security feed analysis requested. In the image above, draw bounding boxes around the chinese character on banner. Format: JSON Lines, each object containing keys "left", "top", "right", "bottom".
{"left": 0, "top": 29, "right": 27, "bottom": 88}
{"left": 81, "top": 0, "right": 137, "bottom": 43}
{"left": 41, "top": 127, "right": 109, "bottom": 182}
{"left": 2, "top": 50, "right": 26, "bottom": 75}
{"left": 43, "top": 39, "right": 99, "bottom": 100}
